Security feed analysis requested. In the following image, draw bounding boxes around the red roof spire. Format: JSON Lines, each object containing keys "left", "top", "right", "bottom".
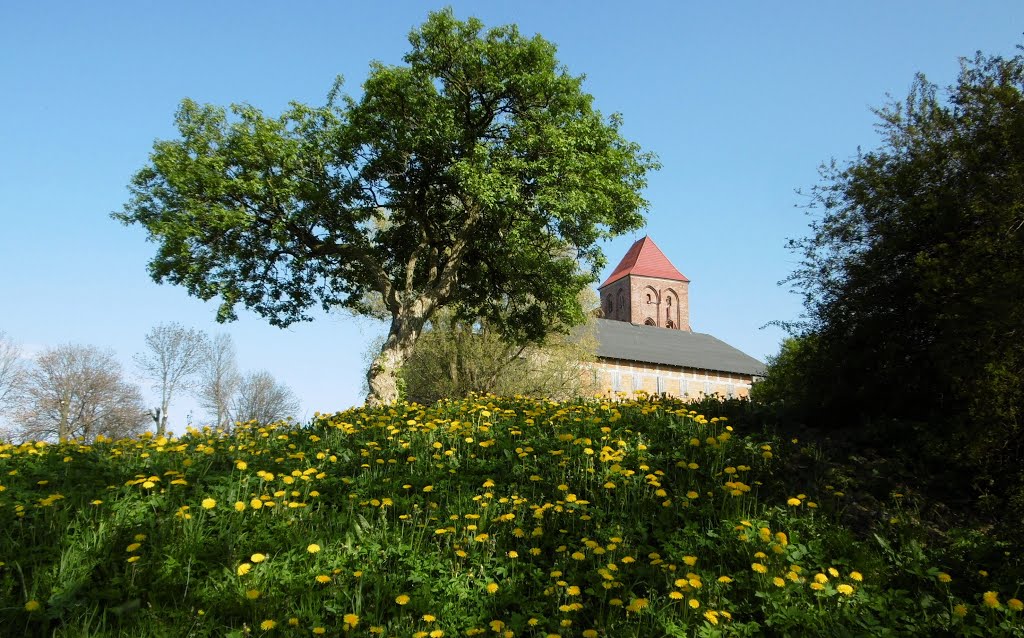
{"left": 598, "top": 236, "right": 689, "bottom": 289}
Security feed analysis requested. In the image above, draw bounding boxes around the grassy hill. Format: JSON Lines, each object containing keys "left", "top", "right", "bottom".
{"left": 1, "top": 395, "right": 1021, "bottom": 637}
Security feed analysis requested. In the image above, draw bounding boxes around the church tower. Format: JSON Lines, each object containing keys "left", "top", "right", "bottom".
{"left": 597, "top": 236, "right": 691, "bottom": 331}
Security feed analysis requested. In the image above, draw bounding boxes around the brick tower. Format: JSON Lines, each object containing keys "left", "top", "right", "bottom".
{"left": 597, "top": 236, "right": 691, "bottom": 331}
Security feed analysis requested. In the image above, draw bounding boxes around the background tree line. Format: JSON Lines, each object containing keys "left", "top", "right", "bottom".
{"left": 0, "top": 324, "right": 298, "bottom": 443}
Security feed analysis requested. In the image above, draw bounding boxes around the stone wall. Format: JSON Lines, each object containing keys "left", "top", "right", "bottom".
{"left": 588, "top": 357, "right": 754, "bottom": 399}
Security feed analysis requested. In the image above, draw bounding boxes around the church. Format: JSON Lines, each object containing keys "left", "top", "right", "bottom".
{"left": 590, "top": 237, "right": 765, "bottom": 398}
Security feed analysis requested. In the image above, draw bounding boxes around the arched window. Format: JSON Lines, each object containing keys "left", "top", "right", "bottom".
{"left": 666, "top": 320, "right": 675, "bottom": 329}
{"left": 646, "top": 293, "right": 652, "bottom": 303}
{"left": 606, "top": 298, "right": 613, "bottom": 314}
{"left": 645, "top": 317, "right": 656, "bottom": 326}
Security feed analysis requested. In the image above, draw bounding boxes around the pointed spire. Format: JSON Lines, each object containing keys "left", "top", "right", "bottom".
{"left": 598, "top": 236, "right": 689, "bottom": 288}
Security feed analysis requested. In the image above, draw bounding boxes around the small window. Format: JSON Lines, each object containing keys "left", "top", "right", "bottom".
{"left": 666, "top": 296, "right": 672, "bottom": 306}
{"left": 666, "top": 320, "right": 675, "bottom": 329}
{"left": 645, "top": 318, "right": 656, "bottom": 326}
{"left": 646, "top": 293, "right": 652, "bottom": 303}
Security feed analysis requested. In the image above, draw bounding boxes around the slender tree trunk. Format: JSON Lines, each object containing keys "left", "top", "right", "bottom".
{"left": 366, "top": 300, "right": 433, "bottom": 406}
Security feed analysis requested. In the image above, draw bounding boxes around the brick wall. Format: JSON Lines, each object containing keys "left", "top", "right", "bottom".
{"left": 599, "top": 275, "right": 690, "bottom": 330}
{"left": 587, "top": 358, "right": 753, "bottom": 399}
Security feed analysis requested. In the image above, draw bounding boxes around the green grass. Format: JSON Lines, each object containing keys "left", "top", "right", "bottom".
{"left": 1, "top": 394, "right": 1021, "bottom": 637}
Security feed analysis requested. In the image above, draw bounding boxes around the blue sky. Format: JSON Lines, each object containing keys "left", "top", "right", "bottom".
{"left": 1, "top": 1, "right": 1021, "bottom": 428}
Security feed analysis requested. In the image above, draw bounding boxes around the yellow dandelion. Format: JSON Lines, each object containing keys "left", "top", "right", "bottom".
{"left": 250, "top": 498, "right": 263, "bottom": 510}
{"left": 983, "top": 591, "right": 1001, "bottom": 609}
{"left": 486, "top": 582, "right": 499, "bottom": 594}
{"left": 850, "top": 571, "right": 863, "bottom": 582}
{"left": 343, "top": 613, "right": 359, "bottom": 626}
{"left": 315, "top": 574, "right": 331, "bottom": 584}
{"left": 313, "top": 628, "right": 326, "bottom": 635}
{"left": 773, "top": 577, "right": 786, "bottom": 587}
{"left": 688, "top": 599, "right": 700, "bottom": 609}
{"left": 236, "top": 460, "right": 248, "bottom": 470}
{"left": 1008, "top": 598, "right": 1022, "bottom": 611}
{"left": 786, "top": 497, "right": 801, "bottom": 506}
{"left": 422, "top": 614, "right": 436, "bottom": 622}
{"left": 396, "top": 594, "right": 411, "bottom": 605}
{"left": 307, "top": 543, "right": 321, "bottom": 554}
{"left": 237, "top": 563, "right": 252, "bottom": 576}
{"left": 250, "top": 553, "right": 267, "bottom": 563}
{"left": 25, "top": 600, "right": 41, "bottom": 612}
{"left": 566, "top": 585, "right": 581, "bottom": 596}
{"left": 937, "top": 572, "right": 952, "bottom": 583}
{"left": 717, "top": 575, "right": 733, "bottom": 583}
{"left": 953, "top": 603, "right": 968, "bottom": 617}
{"left": 126, "top": 543, "right": 142, "bottom": 552}
{"left": 260, "top": 619, "right": 276, "bottom": 631}
{"left": 234, "top": 501, "right": 246, "bottom": 512}
{"left": 246, "top": 589, "right": 261, "bottom": 599}
{"left": 751, "top": 563, "right": 767, "bottom": 574}
{"left": 837, "top": 584, "right": 854, "bottom": 596}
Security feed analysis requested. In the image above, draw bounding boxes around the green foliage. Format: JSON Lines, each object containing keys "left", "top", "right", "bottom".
{"left": 2, "top": 396, "right": 1022, "bottom": 636}
{"left": 401, "top": 308, "right": 597, "bottom": 405}
{"left": 114, "top": 9, "right": 657, "bottom": 403}
{"left": 774, "top": 47, "right": 1024, "bottom": 532}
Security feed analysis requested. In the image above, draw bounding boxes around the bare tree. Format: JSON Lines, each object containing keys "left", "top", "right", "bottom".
{"left": 0, "top": 331, "right": 23, "bottom": 414}
{"left": 196, "top": 333, "right": 240, "bottom": 430}
{"left": 135, "top": 323, "right": 208, "bottom": 435}
{"left": 231, "top": 371, "right": 299, "bottom": 425}
{"left": 16, "top": 344, "right": 147, "bottom": 442}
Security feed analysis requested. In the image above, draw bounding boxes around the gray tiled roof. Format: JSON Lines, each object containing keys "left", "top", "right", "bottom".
{"left": 592, "top": 318, "right": 766, "bottom": 376}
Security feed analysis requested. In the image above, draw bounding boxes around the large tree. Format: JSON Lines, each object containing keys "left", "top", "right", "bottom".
{"left": 16, "top": 344, "right": 148, "bottom": 442}
{"left": 135, "top": 323, "right": 209, "bottom": 435}
{"left": 115, "top": 10, "right": 656, "bottom": 405}
{"left": 779, "top": 49, "right": 1024, "bottom": 488}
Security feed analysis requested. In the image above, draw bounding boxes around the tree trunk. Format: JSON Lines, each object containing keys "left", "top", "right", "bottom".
{"left": 366, "top": 299, "right": 433, "bottom": 406}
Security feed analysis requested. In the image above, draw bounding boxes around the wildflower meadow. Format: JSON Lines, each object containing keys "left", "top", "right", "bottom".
{"left": 1, "top": 395, "right": 1021, "bottom": 637}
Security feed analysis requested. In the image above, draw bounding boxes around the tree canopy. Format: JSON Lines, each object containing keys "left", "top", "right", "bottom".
{"left": 116, "top": 9, "right": 657, "bottom": 404}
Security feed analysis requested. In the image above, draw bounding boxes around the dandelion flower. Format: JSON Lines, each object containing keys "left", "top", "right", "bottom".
{"left": 850, "top": 571, "right": 863, "bottom": 582}
{"left": 937, "top": 572, "right": 952, "bottom": 583}
{"left": 395, "top": 594, "right": 410, "bottom": 605}
{"left": 236, "top": 460, "right": 248, "bottom": 470}
{"left": 234, "top": 501, "right": 246, "bottom": 512}
{"left": 773, "top": 577, "right": 786, "bottom": 587}
{"left": 315, "top": 574, "right": 331, "bottom": 584}
{"left": 837, "top": 584, "right": 854, "bottom": 596}
{"left": 24, "top": 600, "right": 41, "bottom": 612}
{"left": 422, "top": 614, "right": 436, "bottom": 622}
{"left": 344, "top": 613, "right": 360, "bottom": 627}
{"left": 983, "top": 591, "right": 1001, "bottom": 609}
{"left": 486, "top": 582, "right": 499, "bottom": 594}
{"left": 250, "top": 498, "right": 263, "bottom": 510}
{"left": 246, "top": 589, "right": 261, "bottom": 599}
{"left": 307, "top": 543, "right": 321, "bottom": 554}
{"left": 126, "top": 543, "right": 142, "bottom": 552}
{"left": 688, "top": 599, "right": 700, "bottom": 609}
{"left": 237, "top": 563, "right": 252, "bottom": 576}
{"left": 250, "top": 553, "right": 267, "bottom": 563}
{"left": 1008, "top": 598, "right": 1022, "bottom": 611}
{"left": 953, "top": 603, "right": 968, "bottom": 617}
{"left": 751, "top": 563, "right": 767, "bottom": 574}
{"left": 313, "top": 628, "right": 326, "bottom": 635}
{"left": 566, "top": 585, "right": 580, "bottom": 596}
{"left": 260, "top": 619, "right": 276, "bottom": 631}
{"left": 786, "top": 497, "right": 801, "bottom": 506}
